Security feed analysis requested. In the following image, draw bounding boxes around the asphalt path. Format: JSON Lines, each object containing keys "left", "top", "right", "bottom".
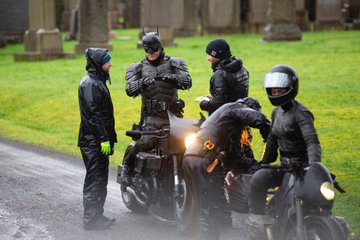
{"left": 0, "top": 138, "right": 249, "bottom": 240}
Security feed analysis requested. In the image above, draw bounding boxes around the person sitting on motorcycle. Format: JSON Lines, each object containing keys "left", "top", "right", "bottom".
{"left": 247, "top": 65, "right": 322, "bottom": 240}
{"left": 120, "top": 29, "right": 192, "bottom": 188}
{"left": 182, "top": 97, "right": 271, "bottom": 240}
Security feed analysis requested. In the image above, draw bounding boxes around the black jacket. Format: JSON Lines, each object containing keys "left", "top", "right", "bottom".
{"left": 201, "top": 57, "right": 249, "bottom": 115}
{"left": 263, "top": 100, "right": 321, "bottom": 165}
{"left": 78, "top": 48, "right": 117, "bottom": 147}
{"left": 186, "top": 99, "right": 270, "bottom": 159}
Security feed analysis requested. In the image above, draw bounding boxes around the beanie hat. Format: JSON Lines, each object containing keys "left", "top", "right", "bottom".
{"left": 102, "top": 52, "right": 111, "bottom": 65}
{"left": 205, "top": 38, "right": 231, "bottom": 60}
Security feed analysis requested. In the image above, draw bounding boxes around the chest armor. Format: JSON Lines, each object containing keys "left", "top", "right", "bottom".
{"left": 141, "top": 60, "right": 178, "bottom": 103}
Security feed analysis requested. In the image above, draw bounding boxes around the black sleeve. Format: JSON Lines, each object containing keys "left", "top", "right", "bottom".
{"left": 202, "top": 71, "right": 228, "bottom": 113}
{"left": 296, "top": 109, "right": 322, "bottom": 163}
{"left": 81, "top": 83, "right": 109, "bottom": 142}
{"left": 261, "top": 110, "right": 278, "bottom": 163}
{"left": 125, "top": 63, "right": 144, "bottom": 97}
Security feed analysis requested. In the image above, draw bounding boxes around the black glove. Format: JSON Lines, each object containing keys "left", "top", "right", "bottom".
{"left": 160, "top": 74, "right": 178, "bottom": 82}
{"left": 200, "top": 100, "right": 209, "bottom": 111}
{"left": 142, "top": 77, "right": 156, "bottom": 87}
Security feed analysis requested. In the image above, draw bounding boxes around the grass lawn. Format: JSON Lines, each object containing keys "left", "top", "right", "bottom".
{"left": 0, "top": 29, "right": 359, "bottom": 238}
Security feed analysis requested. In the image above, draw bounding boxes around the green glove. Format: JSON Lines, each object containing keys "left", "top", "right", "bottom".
{"left": 101, "top": 141, "right": 111, "bottom": 155}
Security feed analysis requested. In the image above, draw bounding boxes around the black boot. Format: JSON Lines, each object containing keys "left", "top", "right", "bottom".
{"left": 120, "top": 144, "right": 135, "bottom": 190}
{"left": 84, "top": 215, "right": 115, "bottom": 230}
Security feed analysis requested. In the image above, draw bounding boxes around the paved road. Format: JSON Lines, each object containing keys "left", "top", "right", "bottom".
{"left": 0, "top": 139, "right": 248, "bottom": 240}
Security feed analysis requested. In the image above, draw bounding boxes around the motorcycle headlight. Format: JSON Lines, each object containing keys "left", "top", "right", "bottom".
{"left": 185, "top": 133, "right": 197, "bottom": 149}
{"left": 320, "top": 181, "right": 335, "bottom": 201}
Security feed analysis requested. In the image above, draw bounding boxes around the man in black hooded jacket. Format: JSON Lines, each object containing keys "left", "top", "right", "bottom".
{"left": 78, "top": 48, "right": 117, "bottom": 230}
{"left": 198, "top": 38, "right": 249, "bottom": 116}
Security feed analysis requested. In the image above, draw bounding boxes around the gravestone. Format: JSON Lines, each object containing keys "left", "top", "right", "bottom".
{"left": 65, "top": 7, "right": 79, "bottom": 41}
{"left": 138, "top": 0, "right": 176, "bottom": 47}
{"left": 123, "top": 0, "right": 141, "bottom": 28}
{"left": 296, "top": 0, "right": 309, "bottom": 31}
{"left": 247, "top": 0, "right": 268, "bottom": 33}
{"left": 200, "top": 0, "right": 241, "bottom": 34}
{"left": 61, "top": 0, "right": 79, "bottom": 31}
{"left": 263, "top": 0, "right": 302, "bottom": 41}
{"left": 315, "top": 0, "right": 343, "bottom": 30}
{"left": 75, "top": 0, "right": 112, "bottom": 54}
{"left": 0, "top": 0, "right": 29, "bottom": 44}
{"left": 172, "top": 0, "right": 199, "bottom": 36}
{"left": 14, "top": 0, "right": 74, "bottom": 61}
{"left": 108, "top": 0, "right": 121, "bottom": 29}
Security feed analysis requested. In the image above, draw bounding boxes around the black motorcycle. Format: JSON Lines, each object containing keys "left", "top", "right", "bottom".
{"left": 116, "top": 111, "right": 202, "bottom": 221}
{"left": 257, "top": 162, "right": 348, "bottom": 240}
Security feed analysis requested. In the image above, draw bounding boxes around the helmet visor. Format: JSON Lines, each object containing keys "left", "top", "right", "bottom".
{"left": 264, "top": 72, "right": 293, "bottom": 89}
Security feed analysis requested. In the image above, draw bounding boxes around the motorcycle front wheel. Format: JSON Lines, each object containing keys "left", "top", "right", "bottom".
{"left": 284, "top": 215, "right": 347, "bottom": 240}
{"left": 121, "top": 188, "right": 149, "bottom": 214}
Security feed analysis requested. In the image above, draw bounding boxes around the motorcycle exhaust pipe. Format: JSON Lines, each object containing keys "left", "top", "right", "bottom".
{"left": 126, "top": 186, "right": 148, "bottom": 208}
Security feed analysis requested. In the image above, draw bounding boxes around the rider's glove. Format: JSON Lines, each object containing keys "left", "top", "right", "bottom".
{"left": 160, "top": 74, "right": 178, "bottom": 83}
{"left": 101, "top": 141, "right": 111, "bottom": 155}
{"left": 200, "top": 100, "right": 209, "bottom": 111}
{"left": 142, "top": 77, "right": 156, "bottom": 88}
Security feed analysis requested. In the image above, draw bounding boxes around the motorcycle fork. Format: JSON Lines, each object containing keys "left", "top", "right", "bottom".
{"left": 172, "top": 154, "right": 180, "bottom": 199}
{"left": 295, "top": 196, "right": 307, "bottom": 240}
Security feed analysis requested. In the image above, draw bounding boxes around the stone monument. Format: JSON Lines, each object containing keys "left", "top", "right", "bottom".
{"left": 200, "top": 0, "right": 241, "bottom": 34}
{"left": 172, "top": 0, "right": 199, "bottom": 37}
{"left": 315, "top": 0, "right": 343, "bottom": 30}
{"left": 247, "top": 0, "right": 268, "bottom": 33}
{"left": 14, "top": 0, "right": 74, "bottom": 61}
{"left": 138, "top": 0, "right": 176, "bottom": 48}
{"left": 263, "top": 0, "right": 302, "bottom": 41}
{"left": 75, "top": 0, "right": 112, "bottom": 54}
{"left": 0, "top": 0, "right": 29, "bottom": 44}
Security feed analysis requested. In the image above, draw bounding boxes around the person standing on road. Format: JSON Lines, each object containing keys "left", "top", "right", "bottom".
{"left": 78, "top": 48, "right": 117, "bottom": 230}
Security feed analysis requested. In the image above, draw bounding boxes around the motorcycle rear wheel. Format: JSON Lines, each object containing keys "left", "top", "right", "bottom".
{"left": 121, "top": 188, "right": 149, "bottom": 214}
{"left": 284, "top": 215, "right": 347, "bottom": 240}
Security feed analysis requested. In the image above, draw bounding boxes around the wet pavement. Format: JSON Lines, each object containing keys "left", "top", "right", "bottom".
{"left": 0, "top": 139, "right": 249, "bottom": 240}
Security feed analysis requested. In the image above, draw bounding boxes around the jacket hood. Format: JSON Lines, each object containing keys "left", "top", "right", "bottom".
{"left": 85, "top": 48, "right": 110, "bottom": 81}
{"left": 213, "top": 56, "right": 243, "bottom": 73}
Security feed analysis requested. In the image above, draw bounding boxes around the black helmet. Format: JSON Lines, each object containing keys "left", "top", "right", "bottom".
{"left": 263, "top": 65, "right": 299, "bottom": 106}
{"left": 142, "top": 29, "right": 163, "bottom": 54}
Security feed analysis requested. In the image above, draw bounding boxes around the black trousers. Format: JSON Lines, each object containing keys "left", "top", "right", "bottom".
{"left": 248, "top": 168, "right": 285, "bottom": 214}
{"left": 80, "top": 146, "right": 109, "bottom": 224}
{"left": 183, "top": 155, "right": 230, "bottom": 240}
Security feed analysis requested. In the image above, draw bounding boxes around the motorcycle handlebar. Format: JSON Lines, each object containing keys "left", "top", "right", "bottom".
{"left": 125, "top": 129, "right": 170, "bottom": 138}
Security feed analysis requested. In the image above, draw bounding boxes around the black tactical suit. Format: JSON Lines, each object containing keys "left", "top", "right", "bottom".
{"left": 183, "top": 99, "right": 270, "bottom": 240}
{"left": 78, "top": 48, "right": 117, "bottom": 225}
{"left": 200, "top": 57, "right": 249, "bottom": 115}
{"left": 249, "top": 100, "right": 321, "bottom": 214}
{"left": 122, "top": 51, "right": 191, "bottom": 182}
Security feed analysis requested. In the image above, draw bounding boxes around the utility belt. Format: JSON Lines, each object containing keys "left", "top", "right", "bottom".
{"left": 144, "top": 99, "right": 185, "bottom": 115}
